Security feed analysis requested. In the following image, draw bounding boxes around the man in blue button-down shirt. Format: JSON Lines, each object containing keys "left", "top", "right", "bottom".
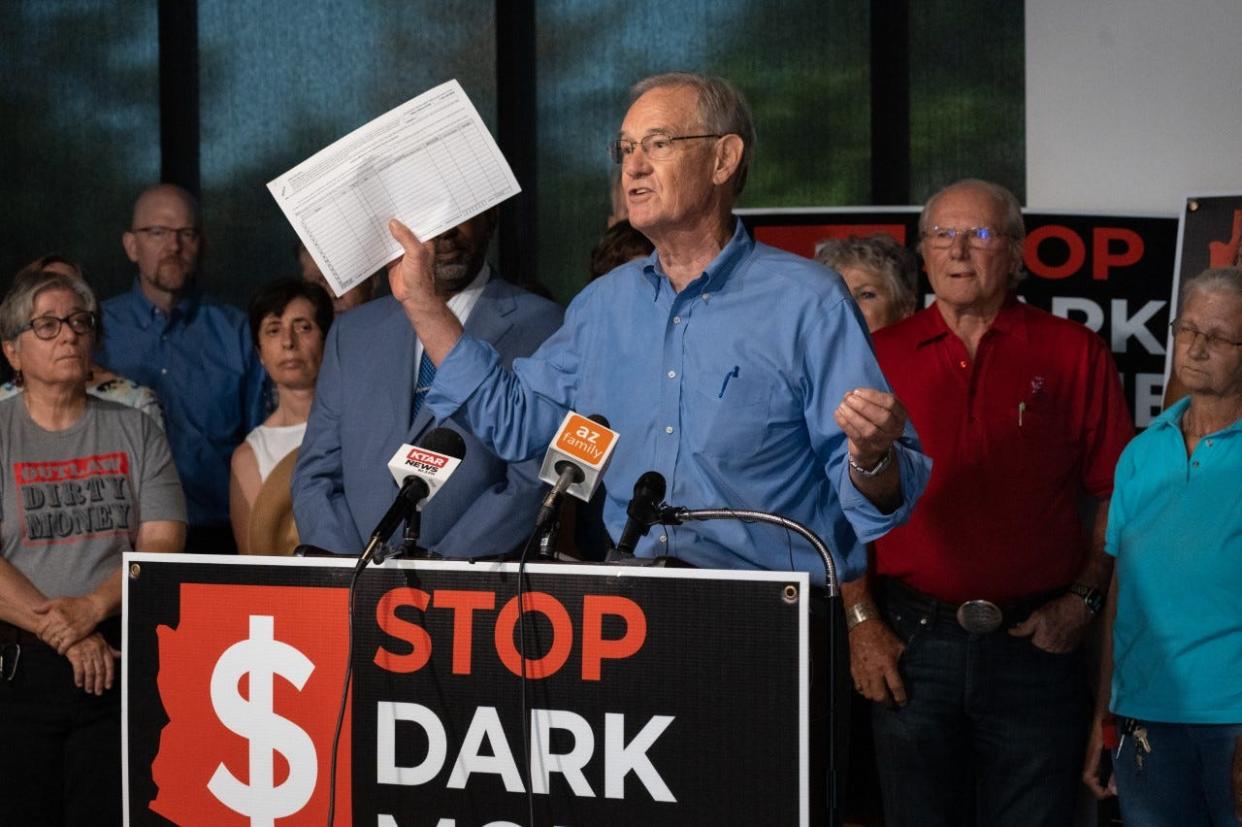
{"left": 384, "top": 73, "right": 931, "bottom": 583}
{"left": 98, "top": 184, "right": 266, "bottom": 553}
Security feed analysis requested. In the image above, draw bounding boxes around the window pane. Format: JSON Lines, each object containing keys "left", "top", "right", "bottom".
{"left": 909, "top": 0, "right": 1025, "bottom": 203}
{"left": 535, "top": 0, "right": 870, "bottom": 301}
{"left": 198, "top": 0, "right": 496, "bottom": 305}
{"left": 0, "top": 0, "right": 160, "bottom": 295}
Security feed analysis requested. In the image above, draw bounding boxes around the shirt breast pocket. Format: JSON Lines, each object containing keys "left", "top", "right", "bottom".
{"left": 1005, "top": 400, "right": 1077, "bottom": 481}
{"left": 684, "top": 367, "right": 775, "bottom": 461}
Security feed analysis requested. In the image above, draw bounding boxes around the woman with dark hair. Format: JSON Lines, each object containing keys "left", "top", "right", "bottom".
{"left": 0, "top": 267, "right": 184, "bottom": 825}
{"left": 229, "top": 278, "right": 333, "bottom": 554}
{"left": 0, "top": 254, "right": 163, "bottom": 427}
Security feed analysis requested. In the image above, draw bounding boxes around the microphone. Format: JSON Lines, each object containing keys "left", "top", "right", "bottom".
{"left": 534, "top": 412, "right": 618, "bottom": 531}
{"left": 614, "top": 471, "right": 667, "bottom": 556}
{"left": 360, "top": 428, "right": 466, "bottom": 564}
{"left": 385, "top": 427, "right": 467, "bottom": 509}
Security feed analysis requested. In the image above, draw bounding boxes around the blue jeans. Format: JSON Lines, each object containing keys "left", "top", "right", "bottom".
{"left": 870, "top": 587, "right": 1089, "bottom": 827}
{"left": 1114, "top": 719, "right": 1242, "bottom": 826}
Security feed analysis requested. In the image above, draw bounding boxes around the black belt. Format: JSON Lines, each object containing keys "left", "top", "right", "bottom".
{"left": 0, "top": 622, "right": 46, "bottom": 683}
{"left": 880, "top": 578, "right": 1064, "bottom": 634}
{"left": 0, "top": 621, "right": 45, "bottom": 647}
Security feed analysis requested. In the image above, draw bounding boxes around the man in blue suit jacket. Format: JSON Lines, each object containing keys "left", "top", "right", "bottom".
{"left": 292, "top": 210, "right": 563, "bottom": 556}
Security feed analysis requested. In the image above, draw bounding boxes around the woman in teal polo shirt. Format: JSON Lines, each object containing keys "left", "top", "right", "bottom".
{"left": 1084, "top": 266, "right": 1242, "bottom": 825}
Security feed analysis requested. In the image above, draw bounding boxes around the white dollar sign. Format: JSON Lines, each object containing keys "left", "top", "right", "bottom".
{"left": 208, "top": 615, "right": 318, "bottom": 827}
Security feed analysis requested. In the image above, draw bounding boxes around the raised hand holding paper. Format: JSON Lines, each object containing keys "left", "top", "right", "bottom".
{"left": 267, "top": 80, "right": 520, "bottom": 297}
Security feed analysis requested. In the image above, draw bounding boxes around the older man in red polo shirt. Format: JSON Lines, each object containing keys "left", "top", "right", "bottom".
{"left": 842, "top": 178, "right": 1134, "bottom": 826}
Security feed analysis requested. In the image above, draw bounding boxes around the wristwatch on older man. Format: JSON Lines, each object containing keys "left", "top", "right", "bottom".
{"left": 845, "top": 601, "right": 880, "bottom": 630}
{"left": 1066, "top": 582, "right": 1104, "bottom": 615}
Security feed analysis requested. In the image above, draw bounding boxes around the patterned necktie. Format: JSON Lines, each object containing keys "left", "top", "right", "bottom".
{"left": 412, "top": 350, "right": 436, "bottom": 419}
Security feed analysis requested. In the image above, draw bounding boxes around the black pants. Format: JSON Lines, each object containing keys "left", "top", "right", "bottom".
{"left": 0, "top": 644, "right": 121, "bottom": 826}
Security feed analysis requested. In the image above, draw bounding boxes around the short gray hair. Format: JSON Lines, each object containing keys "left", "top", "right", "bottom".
{"left": 919, "top": 178, "right": 1026, "bottom": 286}
{"left": 0, "top": 269, "right": 98, "bottom": 345}
{"left": 1179, "top": 266, "right": 1242, "bottom": 309}
{"left": 815, "top": 234, "right": 917, "bottom": 319}
{"left": 631, "top": 72, "right": 756, "bottom": 196}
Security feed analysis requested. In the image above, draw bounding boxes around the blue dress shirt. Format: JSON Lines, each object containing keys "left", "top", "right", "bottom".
{"left": 98, "top": 280, "right": 267, "bottom": 527}
{"left": 430, "top": 221, "right": 931, "bottom": 581}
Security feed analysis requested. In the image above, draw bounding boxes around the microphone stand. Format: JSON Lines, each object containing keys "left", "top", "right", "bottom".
{"left": 536, "top": 513, "right": 561, "bottom": 560}
{"left": 657, "top": 507, "right": 838, "bottom": 595}
{"left": 393, "top": 511, "right": 427, "bottom": 561}
{"left": 655, "top": 505, "right": 843, "bottom": 826}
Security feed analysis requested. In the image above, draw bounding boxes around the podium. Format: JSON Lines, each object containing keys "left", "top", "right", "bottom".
{"left": 123, "top": 553, "right": 842, "bottom": 826}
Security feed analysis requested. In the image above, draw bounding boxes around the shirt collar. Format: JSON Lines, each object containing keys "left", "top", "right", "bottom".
{"left": 1148, "top": 395, "right": 1192, "bottom": 432}
{"left": 1148, "top": 394, "right": 1242, "bottom": 437}
{"left": 445, "top": 263, "right": 491, "bottom": 325}
{"left": 640, "top": 218, "right": 753, "bottom": 299}
{"left": 127, "top": 277, "right": 201, "bottom": 329}
{"left": 908, "top": 293, "right": 1027, "bottom": 347}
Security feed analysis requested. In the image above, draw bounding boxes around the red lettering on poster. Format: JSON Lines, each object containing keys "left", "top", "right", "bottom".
{"left": 432, "top": 589, "right": 496, "bottom": 675}
{"left": 373, "top": 587, "right": 432, "bottom": 673}
{"left": 1092, "top": 227, "right": 1143, "bottom": 280}
{"left": 1025, "top": 225, "right": 1086, "bottom": 279}
{"left": 494, "top": 592, "right": 573, "bottom": 679}
{"left": 581, "top": 595, "right": 647, "bottom": 681}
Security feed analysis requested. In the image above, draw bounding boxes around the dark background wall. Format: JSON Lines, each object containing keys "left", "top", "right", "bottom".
{"left": 0, "top": 0, "right": 1024, "bottom": 307}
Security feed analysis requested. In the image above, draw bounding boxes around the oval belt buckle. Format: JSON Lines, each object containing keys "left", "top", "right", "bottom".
{"left": 956, "top": 600, "right": 1003, "bottom": 634}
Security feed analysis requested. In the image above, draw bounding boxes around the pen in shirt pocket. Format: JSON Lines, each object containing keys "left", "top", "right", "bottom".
{"left": 718, "top": 365, "right": 740, "bottom": 398}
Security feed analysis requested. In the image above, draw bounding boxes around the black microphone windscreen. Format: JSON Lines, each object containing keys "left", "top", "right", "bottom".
{"left": 588, "top": 413, "right": 611, "bottom": 429}
{"left": 633, "top": 470, "right": 666, "bottom": 502}
{"left": 419, "top": 427, "right": 466, "bottom": 460}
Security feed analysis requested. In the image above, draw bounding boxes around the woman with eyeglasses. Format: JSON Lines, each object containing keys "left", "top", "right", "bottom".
{"left": 0, "top": 267, "right": 185, "bottom": 825}
{"left": 0, "top": 254, "right": 163, "bottom": 428}
{"left": 1084, "top": 266, "right": 1242, "bottom": 825}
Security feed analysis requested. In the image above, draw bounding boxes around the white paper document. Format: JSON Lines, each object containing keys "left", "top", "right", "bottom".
{"left": 267, "top": 80, "right": 520, "bottom": 296}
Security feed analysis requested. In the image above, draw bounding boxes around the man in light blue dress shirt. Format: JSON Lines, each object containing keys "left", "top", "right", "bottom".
{"left": 383, "top": 73, "right": 930, "bottom": 581}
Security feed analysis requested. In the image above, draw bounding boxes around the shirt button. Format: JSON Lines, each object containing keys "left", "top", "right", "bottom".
{"left": 1207, "top": 440, "right": 1214, "bottom": 447}
{"left": 664, "top": 425, "right": 674, "bottom": 434}
{"left": 658, "top": 534, "right": 668, "bottom": 544}
{"left": 673, "top": 315, "right": 682, "bottom": 325}
{"left": 161, "top": 368, "right": 168, "bottom": 375}
{"left": 667, "top": 370, "right": 676, "bottom": 379}
{"left": 1193, "top": 461, "right": 1199, "bottom": 467}
{"left": 702, "top": 292, "right": 711, "bottom": 301}
{"left": 959, "top": 360, "right": 968, "bottom": 369}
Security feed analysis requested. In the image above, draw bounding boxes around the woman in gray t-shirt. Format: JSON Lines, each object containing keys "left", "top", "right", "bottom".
{"left": 0, "top": 268, "right": 185, "bottom": 825}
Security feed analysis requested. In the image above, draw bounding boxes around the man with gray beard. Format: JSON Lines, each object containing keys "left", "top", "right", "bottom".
{"left": 292, "top": 209, "right": 564, "bottom": 557}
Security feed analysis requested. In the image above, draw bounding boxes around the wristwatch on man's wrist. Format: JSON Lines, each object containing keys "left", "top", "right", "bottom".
{"left": 1067, "top": 582, "right": 1104, "bottom": 615}
{"left": 845, "top": 601, "right": 880, "bottom": 630}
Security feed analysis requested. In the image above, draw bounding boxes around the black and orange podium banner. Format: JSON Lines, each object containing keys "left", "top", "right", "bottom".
{"left": 123, "top": 555, "right": 823, "bottom": 826}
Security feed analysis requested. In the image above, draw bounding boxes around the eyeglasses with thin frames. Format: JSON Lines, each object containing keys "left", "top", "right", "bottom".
{"left": 132, "top": 225, "right": 200, "bottom": 244}
{"left": 17, "top": 311, "right": 98, "bottom": 340}
{"left": 923, "top": 226, "right": 1007, "bottom": 250}
{"left": 1169, "top": 320, "right": 1242, "bottom": 354}
{"left": 608, "top": 132, "right": 722, "bottom": 164}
